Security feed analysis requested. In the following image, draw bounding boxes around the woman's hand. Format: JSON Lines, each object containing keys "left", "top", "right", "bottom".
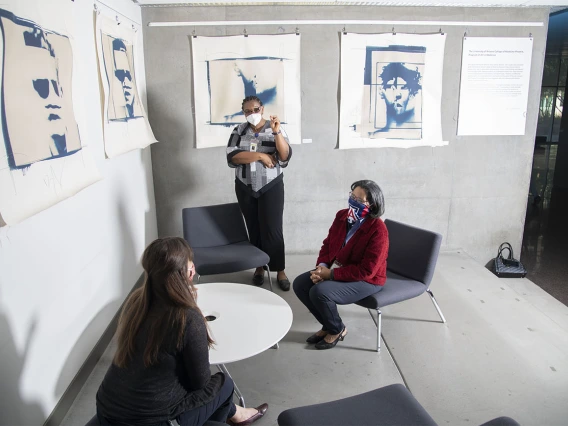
{"left": 310, "top": 265, "right": 331, "bottom": 283}
{"left": 270, "top": 115, "right": 280, "bottom": 133}
{"left": 259, "top": 153, "right": 277, "bottom": 168}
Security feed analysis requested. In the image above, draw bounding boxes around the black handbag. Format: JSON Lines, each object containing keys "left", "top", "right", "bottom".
{"left": 493, "top": 242, "right": 527, "bottom": 278}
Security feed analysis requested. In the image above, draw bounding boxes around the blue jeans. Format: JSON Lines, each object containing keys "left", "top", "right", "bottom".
{"left": 293, "top": 271, "right": 383, "bottom": 335}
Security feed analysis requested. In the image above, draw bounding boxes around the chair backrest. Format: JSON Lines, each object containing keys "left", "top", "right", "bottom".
{"left": 182, "top": 203, "right": 249, "bottom": 248}
{"left": 384, "top": 219, "right": 442, "bottom": 287}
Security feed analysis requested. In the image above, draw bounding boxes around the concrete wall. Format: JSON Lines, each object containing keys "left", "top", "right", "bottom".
{"left": 142, "top": 5, "right": 548, "bottom": 265}
{"left": 0, "top": 1, "right": 157, "bottom": 424}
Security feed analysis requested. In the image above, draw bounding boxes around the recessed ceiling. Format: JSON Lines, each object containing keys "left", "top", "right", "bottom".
{"left": 135, "top": 0, "right": 568, "bottom": 7}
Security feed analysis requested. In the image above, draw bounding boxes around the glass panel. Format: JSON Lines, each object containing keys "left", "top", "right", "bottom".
{"left": 551, "top": 88, "right": 564, "bottom": 143}
{"left": 536, "top": 87, "right": 556, "bottom": 139}
{"left": 542, "top": 55, "right": 560, "bottom": 86}
{"left": 559, "top": 56, "right": 568, "bottom": 87}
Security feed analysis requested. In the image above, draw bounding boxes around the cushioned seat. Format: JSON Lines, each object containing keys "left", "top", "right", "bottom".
{"left": 479, "top": 417, "right": 521, "bottom": 426}
{"left": 277, "top": 384, "right": 437, "bottom": 426}
{"left": 192, "top": 241, "right": 269, "bottom": 276}
{"left": 277, "top": 384, "right": 520, "bottom": 426}
{"left": 182, "top": 203, "right": 273, "bottom": 290}
{"left": 356, "top": 270, "right": 428, "bottom": 309}
{"left": 353, "top": 219, "right": 446, "bottom": 352}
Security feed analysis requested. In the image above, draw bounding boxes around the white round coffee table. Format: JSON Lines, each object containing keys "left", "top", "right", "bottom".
{"left": 195, "top": 283, "right": 293, "bottom": 406}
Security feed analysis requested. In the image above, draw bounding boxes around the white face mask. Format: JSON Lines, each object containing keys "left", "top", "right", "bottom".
{"left": 246, "top": 113, "right": 262, "bottom": 126}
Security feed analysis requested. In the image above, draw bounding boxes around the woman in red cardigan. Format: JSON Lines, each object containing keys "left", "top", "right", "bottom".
{"left": 293, "top": 180, "right": 388, "bottom": 350}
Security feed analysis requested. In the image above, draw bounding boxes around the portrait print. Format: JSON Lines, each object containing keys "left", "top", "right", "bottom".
{"left": 360, "top": 46, "right": 425, "bottom": 140}
{"left": 208, "top": 57, "right": 284, "bottom": 124}
{"left": 100, "top": 33, "right": 143, "bottom": 122}
{"left": 0, "top": 9, "right": 81, "bottom": 169}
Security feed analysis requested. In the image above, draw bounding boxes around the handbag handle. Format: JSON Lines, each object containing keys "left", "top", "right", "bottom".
{"left": 497, "top": 242, "right": 514, "bottom": 260}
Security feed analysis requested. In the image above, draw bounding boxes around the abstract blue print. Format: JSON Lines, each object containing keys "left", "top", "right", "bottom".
{"left": 207, "top": 57, "right": 286, "bottom": 125}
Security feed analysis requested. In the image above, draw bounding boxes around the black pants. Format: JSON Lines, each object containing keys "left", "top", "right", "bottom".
{"left": 96, "top": 375, "right": 236, "bottom": 426}
{"left": 235, "top": 180, "right": 285, "bottom": 272}
{"left": 293, "top": 271, "right": 383, "bottom": 335}
{"left": 177, "top": 374, "right": 237, "bottom": 426}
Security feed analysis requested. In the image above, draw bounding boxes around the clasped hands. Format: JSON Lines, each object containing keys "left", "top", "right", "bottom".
{"left": 310, "top": 265, "right": 332, "bottom": 284}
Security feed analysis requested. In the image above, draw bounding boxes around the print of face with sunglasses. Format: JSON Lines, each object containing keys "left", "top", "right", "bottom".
{"left": 112, "top": 38, "right": 135, "bottom": 118}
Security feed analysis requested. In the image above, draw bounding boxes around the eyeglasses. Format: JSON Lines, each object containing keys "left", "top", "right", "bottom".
{"left": 115, "top": 69, "right": 132, "bottom": 83}
{"left": 349, "top": 191, "right": 370, "bottom": 205}
{"left": 243, "top": 106, "right": 262, "bottom": 115}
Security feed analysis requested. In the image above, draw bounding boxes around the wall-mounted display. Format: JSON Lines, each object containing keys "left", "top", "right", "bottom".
{"left": 340, "top": 32, "right": 447, "bottom": 149}
{"left": 0, "top": 8, "right": 100, "bottom": 225}
{"left": 457, "top": 37, "right": 533, "bottom": 136}
{"left": 192, "top": 34, "right": 301, "bottom": 149}
{"left": 95, "top": 13, "right": 157, "bottom": 158}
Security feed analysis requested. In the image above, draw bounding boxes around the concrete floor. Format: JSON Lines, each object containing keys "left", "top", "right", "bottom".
{"left": 61, "top": 252, "right": 568, "bottom": 426}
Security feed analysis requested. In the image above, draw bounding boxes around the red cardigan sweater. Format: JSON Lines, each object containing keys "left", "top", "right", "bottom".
{"left": 316, "top": 209, "right": 389, "bottom": 285}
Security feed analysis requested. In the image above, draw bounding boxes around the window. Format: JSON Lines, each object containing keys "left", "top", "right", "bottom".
{"left": 536, "top": 55, "right": 568, "bottom": 143}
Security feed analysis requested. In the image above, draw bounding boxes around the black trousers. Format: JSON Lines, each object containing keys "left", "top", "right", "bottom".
{"left": 176, "top": 374, "right": 237, "bottom": 426}
{"left": 293, "top": 271, "right": 383, "bottom": 335}
{"left": 96, "top": 375, "right": 236, "bottom": 426}
{"left": 235, "top": 180, "right": 285, "bottom": 272}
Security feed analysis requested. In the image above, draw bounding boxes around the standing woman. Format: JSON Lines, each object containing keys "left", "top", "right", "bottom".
{"left": 226, "top": 96, "right": 292, "bottom": 291}
{"left": 96, "top": 237, "right": 268, "bottom": 426}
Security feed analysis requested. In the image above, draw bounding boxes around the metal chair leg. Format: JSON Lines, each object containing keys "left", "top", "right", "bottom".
{"left": 218, "top": 364, "right": 245, "bottom": 407}
{"left": 427, "top": 289, "right": 446, "bottom": 323}
{"left": 367, "top": 308, "right": 382, "bottom": 352}
{"left": 265, "top": 264, "right": 274, "bottom": 292}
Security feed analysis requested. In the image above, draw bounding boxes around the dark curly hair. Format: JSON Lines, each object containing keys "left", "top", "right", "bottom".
{"left": 379, "top": 63, "right": 422, "bottom": 96}
{"left": 241, "top": 95, "right": 263, "bottom": 111}
{"left": 351, "top": 180, "right": 385, "bottom": 218}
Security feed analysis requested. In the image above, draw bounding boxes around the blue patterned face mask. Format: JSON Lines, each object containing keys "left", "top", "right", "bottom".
{"left": 347, "top": 196, "right": 370, "bottom": 224}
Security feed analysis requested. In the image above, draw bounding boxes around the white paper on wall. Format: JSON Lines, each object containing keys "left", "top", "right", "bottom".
{"left": 457, "top": 37, "right": 533, "bottom": 136}
{"left": 340, "top": 32, "right": 447, "bottom": 149}
{"left": 0, "top": 7, "right": 101, "bottom": 225}
{"left": 95, "top": 13, "right": 157, "bottom": 158}
{"left": 192, "top": 34, "right": 301, "bottom": 149}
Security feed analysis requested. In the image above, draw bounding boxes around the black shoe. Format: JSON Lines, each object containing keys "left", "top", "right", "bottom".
{"left": 306, "top": 331, "right": 327, "bottom": 344}
{"left": 252, "top": 272, "right": 264, "bottom": 286}
{"left": 277, "top": 277, "right": 290, "bottom": 291}
{"left": 315, "top": 328, "right": 347, "bottom": 350}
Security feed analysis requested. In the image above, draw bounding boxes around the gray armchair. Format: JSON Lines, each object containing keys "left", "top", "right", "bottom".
{"left": 277, "top": 384, "right": 519, "bottom": 426}
{"left": 182, "top": 203, "right": 273, "bottom": 291}
{"left": 356, "top": 219, "right": 446, "bottom": 352}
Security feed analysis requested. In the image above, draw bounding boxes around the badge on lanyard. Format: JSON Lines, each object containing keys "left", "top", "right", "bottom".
{"left": 250, "top": 142, "right": 257, "bottom": 172}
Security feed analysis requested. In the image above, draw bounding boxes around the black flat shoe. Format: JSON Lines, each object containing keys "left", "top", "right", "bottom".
{"left": 277, "top": 277, "right": 290, "bottom": 291}
{"left": 306, "top": 331, "right": 327, "bottom": 344}
{"left": 252, "top": 272, "right": 264, "bottom": 286}
{"left": 315, "top": 328, "right": 347, "bottom": 350}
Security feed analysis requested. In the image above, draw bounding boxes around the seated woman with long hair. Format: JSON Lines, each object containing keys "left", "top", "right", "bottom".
{"left": 96, "top": 237, "right": 268, "bottom": 426}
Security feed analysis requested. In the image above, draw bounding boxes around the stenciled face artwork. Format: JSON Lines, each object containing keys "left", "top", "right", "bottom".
{"left": 102, "top": 33, "right": 143, "bottom": 122}
{"left": 0, "top": 11, "right": 82, "bottom": 169}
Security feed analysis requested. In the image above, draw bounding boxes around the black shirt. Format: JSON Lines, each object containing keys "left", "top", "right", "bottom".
{"left": 96, "top": 307, "right": 224, "bottom": 425}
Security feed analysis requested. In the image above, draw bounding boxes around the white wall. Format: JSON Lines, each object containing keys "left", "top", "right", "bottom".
{"left": 0, "top": 0, "right": 157, "bottom": 424}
